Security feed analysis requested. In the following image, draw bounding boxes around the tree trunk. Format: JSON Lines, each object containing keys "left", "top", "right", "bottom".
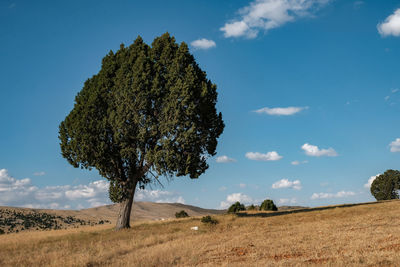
{"left": 115, "top": 181, "right": 137, "bottom": 230}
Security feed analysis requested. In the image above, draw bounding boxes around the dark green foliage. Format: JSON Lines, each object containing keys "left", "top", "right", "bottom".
{"left": 227, "top": 201, "right": 246, "bottom": 213}
{"left": 201, "top": 215, "right": 218, "bottom": 225}
{"left": 175, "top": 210, "right": 189, "bottom": 218}
{"left": 371, "top": 170, "right": 400, "bottom": 201}
{"left": 247, "top": 204, "right": 257, "bottom": 211}
{"left": 0, "top": 229, "right": 4, "bottom": 235}
{"left": 108, "top": 180, "right": 127, "bottom": 203}
{"left": 59, "top": 33, "right": 224, "bottom": 206}
{"left": 259, "top": 199, "right": 278, "bottom": 211}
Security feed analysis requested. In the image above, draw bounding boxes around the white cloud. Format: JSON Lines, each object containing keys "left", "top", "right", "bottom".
{"left": 220, "top": 0, "right": 330, "bottom": 38}
{"left": 220, "top": 192, "right": 253, "bottom": 209}
{"left": 291, "top": 160, "right": 308, "bottom": 165}
{"left": 392, "top": 88, "right": 399, "bottom": 93}
{"left": 310, "top": 190, "right": 356, "bottom": 200}
{"left": 221, "top": 21, "right": 255, "bottom": 38}
{"left": 216, "top": 155, "right": 237, "bottom": 163}
{"left": 219, "top": 186, "right": 227, "bottom": 191}
{"left": 245, "top": 151, "right": 283, "bottom": 161}
{"left": 364, "top": 174, "right": 380, "bottom": 189}
{"left": 33, "top": 171, "right": 45, "bottom": 176}
{"left": 378, "top": 9, "right": 400, "bottom": 37}
{"left": 301, "top": 143, "right": 338, "bottom": 157}
{"left": 190, "top": 38, "right": 216, "bottom": 50}
{"left": 272, "top": 178, "right": 302, "bottom": 190}
{"left": 0, "top": 169, "right": 33, "bottom": 193}
{"left": 254, "top": 106, "right": 308, "bottom": 116}
{"left": 278, "top": 198, "right": 297, "bottom": 204}
{"left": 65, "top": 180, "right": 109, "bottom": 200}
{"left": 239, "top": 183, "right": 246, "bottom": 188}
{"left": 135, "top": 189, "right": 185, "bottom": 204}
{"left": 389, "top": 138, "right": 400, "bottom": 152}
{"left": 0, "top": 168, "right": 184, "bottom": 209}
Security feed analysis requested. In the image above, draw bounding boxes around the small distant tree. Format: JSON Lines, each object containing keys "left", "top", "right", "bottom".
{"left": 227, "top": 202, "right": 246, "bottom": 213}
{"left": 175, "top": 210, "right": 189, "bottom": 218}
{"left": 247, "top": 204, "right": 256, "bottom": 211}
{"left": 371, "top": 169, "right": 400, "bottom": 201}
{"left": 259, "top": 199, "right": 277, "bottom": 211}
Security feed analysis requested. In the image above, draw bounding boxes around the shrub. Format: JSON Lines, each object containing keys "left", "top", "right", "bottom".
{"left": 227, "top": 201, "right": 246, "bottom": 213}
{"left": 371, "top": 169, "right": 400, "bottom": 200}
{"left": 259, "top": 199, "right": 278, "bottom": 211}
{"left": 175, "top": 210, "right": 189, "bottom": 218}
{"left": 0, "top": 229, "right": 4, "bottom": 235}
{"left": 201, "top": 215, "right": 218, "bottom": 225}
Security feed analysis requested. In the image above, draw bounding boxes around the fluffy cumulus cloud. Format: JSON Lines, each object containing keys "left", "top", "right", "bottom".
{"left": 254, "top": 106, "right": 308, "bottom": 116}
{"left": 135, "top": 189, "right": 185, "bottom": 204}
{"left": 389, "top": 138, "right": 400, "bottom": 152}
{"left": 378, "top": 9, "right": 400, "bottom": 37}
{"left": 364, "top": 174, "right": 380, "bottom": 189}
{"left": 220, "top": 192, "right": 253, "bottom": 209}
{"left": 0, "top": 169, "right": 185, "bottom": 209}
{"left": 272, "top": 178, "right": 302, "bottom": 190}
{"left": 245, "top": 151, "right": 283, "bottom": 161}
{"left": 301, "top": 143, "right": 337, "bottom": 157}
{"left": 220, "top": 0, "right": 330, "bottom": 38}
{"left": 310, "top": 190, "right": 356, "bottom": 200}
{"left": 190, "top": 38, "right": 216, "bottom": 50}
{"left": 216, "top": 155, "right": 237, "bottom": 163}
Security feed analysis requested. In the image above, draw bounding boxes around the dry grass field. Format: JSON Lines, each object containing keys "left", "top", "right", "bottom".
{"left": 1, "top": 200, "right": 400, "bottom": 266}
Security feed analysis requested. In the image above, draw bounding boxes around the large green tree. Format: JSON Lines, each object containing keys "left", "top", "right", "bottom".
{"left": 370, "top": 169, "right": 400, "bottom": 201}
{"left": 59, "top": 33, "right": 224, "bottom": 229}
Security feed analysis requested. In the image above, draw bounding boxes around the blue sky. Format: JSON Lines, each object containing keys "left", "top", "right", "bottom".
{"left": 1, "top": 0, "right": 400, "bottom": 210}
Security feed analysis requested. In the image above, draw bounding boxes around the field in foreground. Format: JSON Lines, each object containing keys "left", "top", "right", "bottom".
{"left": 1, "top": 200, "right": 399, "bottom": 266}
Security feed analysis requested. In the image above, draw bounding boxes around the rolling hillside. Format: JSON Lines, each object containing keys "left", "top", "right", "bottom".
{"left": 0, "top": 202, "right": 224, "bottom": 234}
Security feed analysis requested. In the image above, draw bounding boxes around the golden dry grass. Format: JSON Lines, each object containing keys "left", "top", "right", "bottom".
{"left": 1, "top": 200, "right": 400, "bottom": 266}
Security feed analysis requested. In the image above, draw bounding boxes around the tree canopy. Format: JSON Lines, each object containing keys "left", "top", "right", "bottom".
{"left": 59, "top": 33, "right": 224, "bottom": 229}
{"left": 259, "top": 199, "right": 277, "bottom": 211}
{"left": 370, "top": 170, "right": 400, "bottom": 201}
{"left": 227, "top": 202, "right": 246, "bottom": 213}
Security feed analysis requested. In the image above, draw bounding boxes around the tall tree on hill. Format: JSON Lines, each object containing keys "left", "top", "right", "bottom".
{"left": 59, "top": 33, "right": 224, "bottom": 230}
{"left": 370, "top": 169, "right": 400, "bottom": 201}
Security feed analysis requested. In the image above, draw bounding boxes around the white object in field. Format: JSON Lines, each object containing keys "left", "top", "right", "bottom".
{"left": 160, "top": 218, "right": 165, "bottom": 221}
{"left": 190, "top": 226, "right": 198, "bottom": 231}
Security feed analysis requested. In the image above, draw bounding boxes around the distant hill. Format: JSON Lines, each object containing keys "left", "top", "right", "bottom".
{"left": 78, "top": 202, "right": 225, "bottom": 222}
{"left": 0, "top": 202, "right": 224, "bottom": 234}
